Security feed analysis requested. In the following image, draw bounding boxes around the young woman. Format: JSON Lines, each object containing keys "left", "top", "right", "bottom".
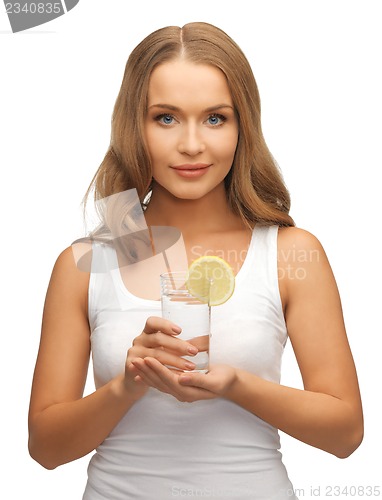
{"left": 28, "top": 22, "right": 363, "bottom": 499}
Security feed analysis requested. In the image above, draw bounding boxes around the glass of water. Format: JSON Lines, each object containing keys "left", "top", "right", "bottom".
{"left": 160, "top": 271, "right": 210, "bottom": 373}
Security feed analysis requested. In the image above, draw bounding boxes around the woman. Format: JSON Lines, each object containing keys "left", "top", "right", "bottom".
{"left": 28, "top": 22, "right": 363, "bottom": 499}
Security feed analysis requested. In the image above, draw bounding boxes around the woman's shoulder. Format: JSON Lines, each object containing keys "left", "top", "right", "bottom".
{"left": 276, "top": 225, "right": 329, "bottom": 274}
{"left": 50, "top": 243, "right": 92, "bottom": 292}
{"left": 277, "top": 225, "right": 325, "bottom": 255}
{"left": 276, "top": 226, "right": 333, "bottom": 309}
{"left": 54, "top": 240, "right": 92, "bottom": 270}
{"left": 40, "top": 244, "right": 92, "bottom": 320}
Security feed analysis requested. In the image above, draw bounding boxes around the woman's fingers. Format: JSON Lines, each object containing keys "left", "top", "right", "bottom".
{"left": 142, "top": 316, "right": 181, "bottom": 335}
{"left": 187, "top": 334, "right": 209, "bottom": 352}
{"left": 131, "top": 358, "right": 170, "bottom": 393}
{"left": 132, "top": 357, "right": 215, "bottom": 402}
{"left": 129, "top": 317, "right": 199, "bottom": 371}
{"left": 129, "top": 340, "right": 197, "bottom": 371}
{"left": 141, "top": 331, "right": 198, "bottom": 356}
{"left": 149, "top": 348, "right": 197, "bottom": 371}
{"left": 134, "top": 316, "right": 199, "bottom": 356}
{"left": 127, "top": 316, "right": 204, "bottom": 373}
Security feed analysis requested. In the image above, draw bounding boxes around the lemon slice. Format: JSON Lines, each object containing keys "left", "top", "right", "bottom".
{"left": 186, "top": 256, "right": 235, "bottom": 306}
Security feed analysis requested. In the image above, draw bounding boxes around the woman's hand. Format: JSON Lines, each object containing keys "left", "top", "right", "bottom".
{"left": 125, "top": 316, "right": 200, "bottom": 397}
{"left": 179, "top": 364, "right": 238, "bottom": 396}
{"left": 131, "top": 357, "right": 237, "bottom": 403}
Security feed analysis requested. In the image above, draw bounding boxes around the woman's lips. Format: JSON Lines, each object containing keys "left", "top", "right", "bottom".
{"left": 170, "top": 164, "right": 211, "bottom": 178}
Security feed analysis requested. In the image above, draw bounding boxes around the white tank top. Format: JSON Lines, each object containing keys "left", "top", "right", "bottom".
{"left": 83, "top": 225, "right": 298, "bottom": 499}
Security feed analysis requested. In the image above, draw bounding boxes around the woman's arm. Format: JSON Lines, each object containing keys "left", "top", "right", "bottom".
{"left": 28, "top": 246, "right": 200, "bottom": 469}
{"left": 272, "top": 226, "right": 363, "bottom": 457}
{"left": 28, "top": 247, "right": 146, "bottom": 470}
{"left": 193, "top": 227, "right": 363, "bottom": 457}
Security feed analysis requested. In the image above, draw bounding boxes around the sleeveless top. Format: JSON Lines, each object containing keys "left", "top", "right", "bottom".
{"left": 82, "top": 225, "right": 298, "bottom": 500}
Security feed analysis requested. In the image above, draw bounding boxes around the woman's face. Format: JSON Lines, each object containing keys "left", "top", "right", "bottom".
{"left": 144, "top": 59, "right": 239, "bottom": 201}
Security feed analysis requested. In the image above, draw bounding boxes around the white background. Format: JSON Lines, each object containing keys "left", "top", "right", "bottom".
{"left": 1, "top": 1, "right": 381, "bottom": 498}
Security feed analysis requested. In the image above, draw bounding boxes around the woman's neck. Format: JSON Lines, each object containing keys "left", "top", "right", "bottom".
{"left": 144, "top": 182, "right": 244, "bottom": 237}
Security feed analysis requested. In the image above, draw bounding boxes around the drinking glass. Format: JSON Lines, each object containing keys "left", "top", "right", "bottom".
{"left": 160, "top": 271, "right": 210, "bottom": 373}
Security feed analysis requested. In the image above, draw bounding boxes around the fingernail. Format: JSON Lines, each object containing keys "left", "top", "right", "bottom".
{"left": 172, "top": 325, "right": 182, "bottom": 334}
{"left": 180, "top": 375, "right": 192, "bottom": 384}
{"left": 184, "top": 362, "right": 196, "bottom": 370}
{"left": 187, "top": 346, "right": 198, "bottom": 355}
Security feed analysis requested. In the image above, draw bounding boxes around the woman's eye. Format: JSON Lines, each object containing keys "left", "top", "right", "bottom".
{"left": 207, "top": 114, "right": 226, "bottom": 126}
{"left": 156, "top": 114, "right": 175, "bottom": 125}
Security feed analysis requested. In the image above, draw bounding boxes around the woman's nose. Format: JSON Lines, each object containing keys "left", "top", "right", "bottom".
{"left": 177, "top": 124, "right": 206, "bottom": 156}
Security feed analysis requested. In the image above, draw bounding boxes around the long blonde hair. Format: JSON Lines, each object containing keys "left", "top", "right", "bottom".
{"left": 85, "top": 22, "right": 295, "bottom": 228}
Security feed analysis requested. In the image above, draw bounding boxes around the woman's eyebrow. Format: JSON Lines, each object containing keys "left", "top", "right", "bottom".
{"left": 147, "top": 103, "right": 234, "bottom": 112}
